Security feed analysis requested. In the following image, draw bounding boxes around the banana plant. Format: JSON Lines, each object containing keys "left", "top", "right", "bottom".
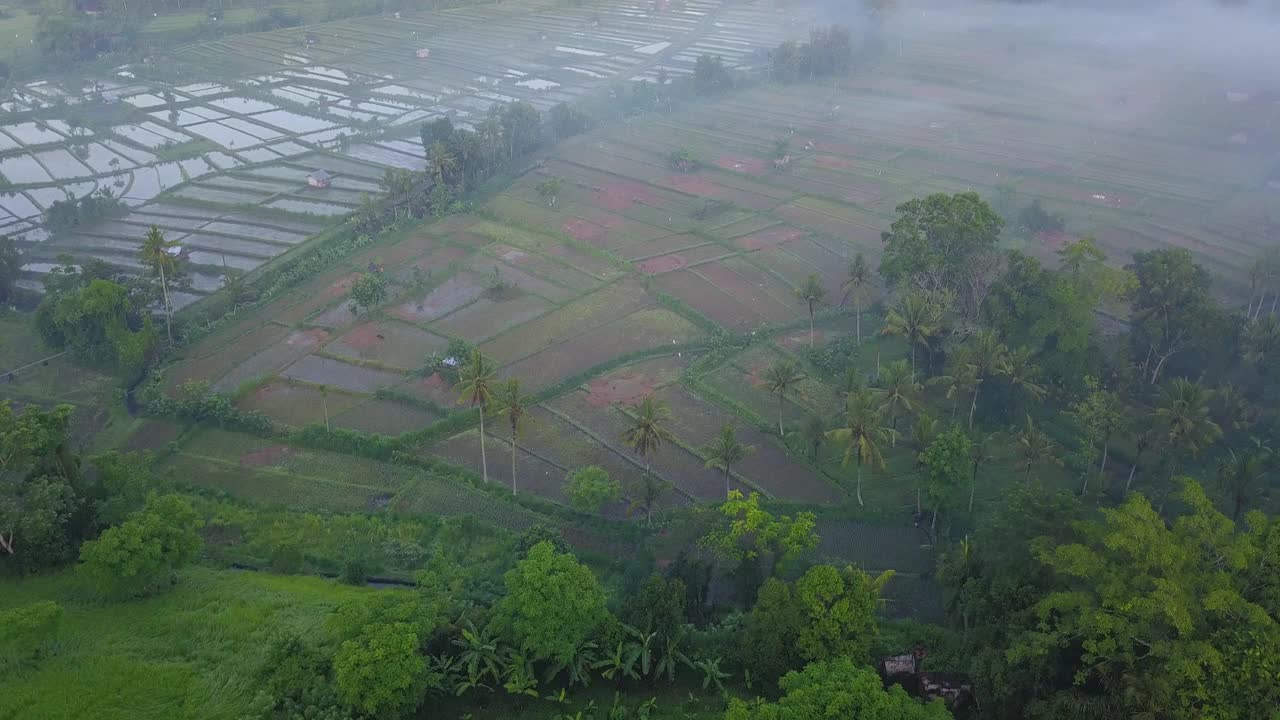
{"left": 592, "top": 640, "right": 642, "bottom": 682}
{"left": 621, "top": 624, "right": 657, "bottom": 679}
{"left": 693, "top": 657, "right": 730, "bottom": 694}
{"left": 501, "top": 647, "right": 539, "bottom": 698}
{"left": 543, "top": 640, "right": 599, "bottom": 688}
{"left": 652, "top": 629, "right": 693, "bottom": 683}
{"left": 451, "top": 619, "right": 502, "bottom": 690}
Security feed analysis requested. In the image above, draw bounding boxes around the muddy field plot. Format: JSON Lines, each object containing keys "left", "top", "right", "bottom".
{"left": 329, "top": 321, "right": 449, "bottom": 370}
{"left": 479, "top": 280, "right": 651, "bottom": 364}
{"left": 547, "top": 390, "right": 730, "bottom": 502}
{"left": 389, "top": 273, "right": 487, "bottom": 325}
{"left": 281, "top": 355, "right": 405, "bottom": 394}
{"left": 498, "top": 308, "right": 705, "bottom": 392}
{"left": 652, "top": 384, "right": 841, "bottom": 503}
{"left": 236, "top": 380, "right": 361, "bottom": 427}
{"left": 331, "top": 397, "right": 440, "bottom": 435}
{"left": 428, "top": 428, "right": 571, "bottom": 503}
{"left": 211, "top": 328, "right": 332, "bottom": 392}
{"left": 432, "top": 294, "right": 553, "bottom": 344}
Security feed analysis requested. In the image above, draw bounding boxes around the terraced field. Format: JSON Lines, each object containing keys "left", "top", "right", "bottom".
{"left": 3, "top": 0, "right": 814, "bottom": 304}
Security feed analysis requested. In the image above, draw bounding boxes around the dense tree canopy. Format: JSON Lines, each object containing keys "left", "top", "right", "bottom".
{"left": 491, "top": 541, "right": 609, "bottom": 665}
{"left": 725, "top": 658, "right": 951, "bottom": 720}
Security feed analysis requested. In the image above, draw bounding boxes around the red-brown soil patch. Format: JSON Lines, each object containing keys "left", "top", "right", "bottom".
{"left": 562, "top": 217, "right": 607, "bottom": 243}
{"left": 1037, "top": 229, "right": 1071, "bottom": 250}
{"left": 240, "top": 444, "right": 296, "bottom": 467}
{"left": 635, "top": 254, "right": 688, "bottom": 274}
{"left": 744, "top": 362, "right": 770, "bottom": 387}
{"left": 285, "top": 328, "right": 330, "bottom": 349}
{"left": 714, "top": 155, "right": 768, "bottom": 176}
{"left": 813, "top": 155, "right": 853, "bottom": 170}
{"left": 586, "top": 372, "right": 658, "bottom": 406}
{"left": 735, "top": 226, "right": 805, "bottom": 251}
{"left": 662, "top": 173, "right": 721, "bottom": 196}
{"left": 593, "top": 179, "right": 658, "bottom": 211}
{"left": 780, "top": 330, "right": 825, "bottom": 350}
{"left": 321, "top": 272, "right": 360, "bottom": 300}
{"left": 1071, "top": 189, "right": 1138, "bottom": 208}
{"left": 340, "top": 323, "right": 383, "bottom": 351}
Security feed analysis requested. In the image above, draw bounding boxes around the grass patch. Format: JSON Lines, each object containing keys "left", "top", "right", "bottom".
{"left": 0, "top": 566, "right": 373, "bottom": 720}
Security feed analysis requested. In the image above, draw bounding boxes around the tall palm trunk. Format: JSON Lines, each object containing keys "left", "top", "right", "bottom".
{"left": 478, "top": 409, "right": 489, "bottom": 483}
{"left": 1099, "top": 440, "right": 1109, "bottom": 475}
{"left": 968, "top": 386, "right": 979, "bottom": 430}
{"left": 724, "top": 465, "right": 732, "bottom": 499}
{"left": 855, "top": 462, "right": 864, "bottom": 507}
{"left": 510, "top": 427, "right": 518, "bottom": 496}
{"left": 777, "top": 395, "right": 784, "bottom": 436}
{"left": 159, "top": 261, "right": 172, "bottom": 343}
{"left": 855, "top": 299, "right": 862, "bottom": 345}
{"left": 808, "top": 303, "right": 815, "bottom": 347}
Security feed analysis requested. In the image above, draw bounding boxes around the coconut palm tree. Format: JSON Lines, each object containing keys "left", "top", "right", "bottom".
{"left": 139, "top": 225, "right": 180, "bottom": 343}
{"left": 1217, "top": 443, "right": 1268, "bottom": 520}
{"left": 910, "top": 411, "right": 940, "bottom": 513}
{"left": 622, "top": 395, "right": 673, "bottom": 483}
{"left": 1242, "top": 315, "right": 1280, "bottom": 367}
{"left": 493, "top": 378, "right": 531, "bottom": 496}
{"left": 794, "top": 274, "right": 827, "bottom": 347}
{"left": 1126, "top": 429, "right": 1155, "bottom": 495}
{"left": 427, "top": 141, "right": 457, "bottom": 185}
{"left": 763, "top": 360, "right": 805, "bottom": 436}
{"left": 967, "top": 430, "right": 997, "bottom": 513}
{"left": 998, "top": 345, "right": 1047, "bottom": 409}
{"left": 877, "top": 359, "right": 918, "bottom": 444}
{"left": 826, "top": 385, "right": 889, "bottom": 506}
{"left": 791, "top": 414, "right": 827, "bottom": 461}
{"left": 319, "top": 384, "right": 329, "bottom": 431}
{"left": 1012, "top": 415, "right": 1060, "bottom": 482}
{"left": 881, "top": 291, "right": 941, "bottom": 378}
{"left": 1153, "top": 377, "right": 1222, "bottom": 477}
{"left": 929, "top": 363, "right": 978, "bottom": 425}
{"left": 703, "top": 424, "right": 754, "bottom": 499}
{"left": 842, "top": 252, "right": 871, "bottom": 345}
{"left": 455, "top": 349, "right": 496, "bottom": 484}
{"left": 959, "top": 329, "right": 1007, "bottom": 430}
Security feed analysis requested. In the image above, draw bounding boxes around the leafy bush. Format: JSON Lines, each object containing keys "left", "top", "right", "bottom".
{"left": 78, "top": 494, "right": 203, "bottom": 599}
{"left": 141, "top": 378, "right": 275, "bottom": 436}
{"left": 565, "top": 466, "right": 621, "bottom": 514}
{"left": 1017, "top": 199, "right": 1065, "bottom": 234}
{"left": 805, "top": 334, "right": 861, "bottom": 378}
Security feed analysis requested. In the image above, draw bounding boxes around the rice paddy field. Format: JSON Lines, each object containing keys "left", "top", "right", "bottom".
{"left": 9, "top": 0, "right": 1280, "bottom": 622}
{"left": 3, "top": 0, "right": 814, "bottom": 304}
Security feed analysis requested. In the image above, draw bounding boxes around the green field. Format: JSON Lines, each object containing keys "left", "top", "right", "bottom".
{"left": 0, "top": 567, "right": 373, "bottom": 720}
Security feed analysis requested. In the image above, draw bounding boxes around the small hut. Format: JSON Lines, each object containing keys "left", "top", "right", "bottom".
{"left": 307, "top": 169, "right": 332, "bottom": 189}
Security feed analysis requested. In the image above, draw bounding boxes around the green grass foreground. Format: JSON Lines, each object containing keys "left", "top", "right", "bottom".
{"left": 0, "top": 567, "right": 372, "bottom": 720}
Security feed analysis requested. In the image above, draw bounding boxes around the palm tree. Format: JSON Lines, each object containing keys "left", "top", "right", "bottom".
{"left": 794, "top": 274, "right": 828, "bottom": 347}
{"left": 825, "top": 385, "right": 889, "bottom": 506}
{"left": 493, "top": 379, "right": 531, "bottom": 496}
{"left": 1125, "top": 429, "right": 1155, "bottom": 495}
{"left": 881, "top": 291, "right": 941, "bottom": 378}
{"left": 877, "top": 359, "right": 918, "bottom": 444}
{"left": 959, "top": 329, "right": 1007, "bottom": 430}
{"left": 1012, "top": 415, "right": 1060, "bottom": 482}
{"left": 998, "top": 345, "right": 1047, "bottom": 409}
{"left": 910, "top": 411, "right": 940, "bottom": 513}
{"left": 763, "top": 360, "right": 805, "bottom": 436}
{"left": 139, "top": 225, "right": 180, "bottom": 343}
{"left": 702, "top": 424, "right": 754, "bottom": 499}
{"left": 968, "top": 430, "right": 997, "bottom": 512}
{"left": 842, "top": 252, "right": 871, "bottom": 345}
{"left": 319, "top": 384, "right": 330, "bottom": 431}
{"left": 427, "top": 141, "right": 457, "bottom": 185}
{"left": 1242, "top": 315, "right": 1280, "bottom": 367}
{"left": 1217, "top": 444, "right": 1268, "bottom": 520}
{"left": 1153, "top": 377, "right": 1222, "bottom": 477}
{"left": 622, "top": 395, "right": 673, "bottom": 485}
{"left": 929, "top": 363, "right": 978, "bottom": 424}
{"left": 455, "top": 350, "right": 497, "bottom": 484}
{"left": 792, "top": 414, "right": 827, "bottom": 461}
